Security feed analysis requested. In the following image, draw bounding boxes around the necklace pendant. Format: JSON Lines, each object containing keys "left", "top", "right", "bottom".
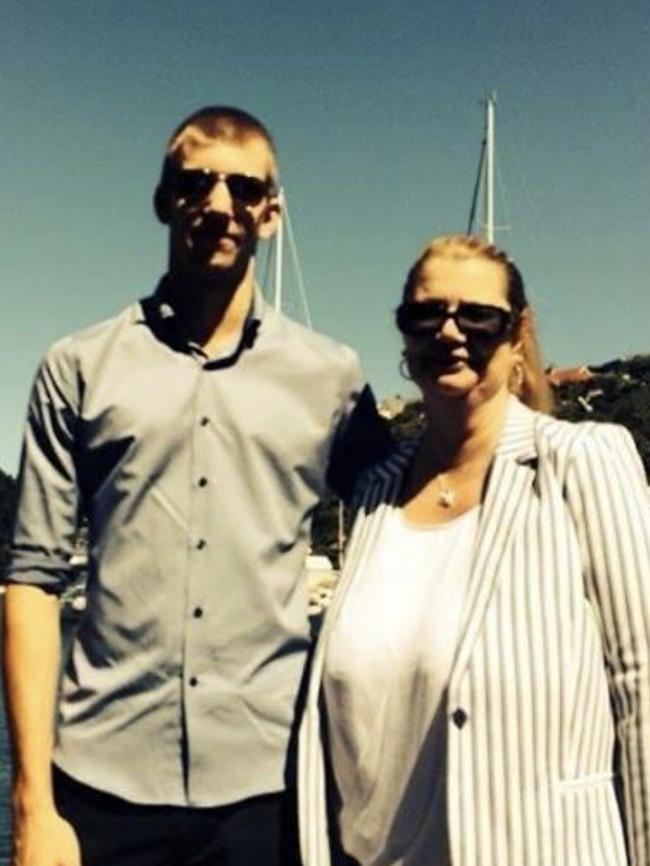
{"left": 438, "top": 487, "right": 456, "bottom": 508}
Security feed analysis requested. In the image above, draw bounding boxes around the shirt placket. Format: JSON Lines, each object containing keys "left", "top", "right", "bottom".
{"left": 182, "top": 355, "right": 214, "bottom": 793}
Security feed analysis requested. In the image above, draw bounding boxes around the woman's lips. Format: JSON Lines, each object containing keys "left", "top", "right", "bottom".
{"left": 414, "top": 352, "right": 469, "bottom": 373}
{"left": 432, "top": 360, "right": 468, "bottom": 376}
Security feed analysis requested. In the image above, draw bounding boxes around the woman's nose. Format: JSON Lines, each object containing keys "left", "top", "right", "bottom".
{"left": 438, "top": 314, "right": 466, "bottom": 342}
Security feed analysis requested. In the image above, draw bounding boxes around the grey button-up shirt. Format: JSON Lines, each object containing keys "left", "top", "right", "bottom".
{"left": 6, "top": 288, "right": 389, "bottom": 806}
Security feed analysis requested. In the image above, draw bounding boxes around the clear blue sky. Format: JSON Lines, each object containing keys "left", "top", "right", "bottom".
{"left": 1, "top": 0, "right": 649, "bottom": 474}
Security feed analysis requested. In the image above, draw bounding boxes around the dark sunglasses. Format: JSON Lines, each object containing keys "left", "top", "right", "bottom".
{"left": 396, "top": 300, "right": 515, "bottom": 339}
{"left": 171, "top": 168, "right": 274, "bottom": 207}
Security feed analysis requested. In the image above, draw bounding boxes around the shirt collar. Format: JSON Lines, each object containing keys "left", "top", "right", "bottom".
{"left": 139, "top": 279, "right": 272, "bottom": 363}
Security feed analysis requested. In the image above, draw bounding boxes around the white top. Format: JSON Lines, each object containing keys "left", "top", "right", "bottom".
{"left": 323, "top": 505, "right": 480, "bottom": 866}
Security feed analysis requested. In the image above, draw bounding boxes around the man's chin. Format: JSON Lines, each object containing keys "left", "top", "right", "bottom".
{"left": 182, "top": 250, "right": 245, "bottom": 279}
{"left": 204, "top": 253, "right": 240, "bottom": 272}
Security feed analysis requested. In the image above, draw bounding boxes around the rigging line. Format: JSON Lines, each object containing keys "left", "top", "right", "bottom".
{"left": 467, "top": 136, "right": 486, "bottom": 235}
{"left": 494, "top": 154, "right": 512, "bottom": 235}
{"left": 260, "top": 235, "right": 274, "bottom": 300}
{"left": 282, "top": 194, "right": 314, "bottom": 330}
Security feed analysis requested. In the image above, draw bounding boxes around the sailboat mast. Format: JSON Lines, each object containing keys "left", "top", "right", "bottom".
{"left": 483, "top": 92, "right": 496, "bottom": 243}
{"left": 273, "top": 188, "right": 285, "bottom": 312}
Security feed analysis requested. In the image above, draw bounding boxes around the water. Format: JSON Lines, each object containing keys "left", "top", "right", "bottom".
{"left": 0, "top": 686, "right": 11, "bottom": 864}
{"left": 0, "top": 594, "right": 11, "bottom": 862}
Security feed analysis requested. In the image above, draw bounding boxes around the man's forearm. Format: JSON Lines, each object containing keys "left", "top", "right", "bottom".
{"left": 2, "top": 584, "right": 62, "bottom": 813}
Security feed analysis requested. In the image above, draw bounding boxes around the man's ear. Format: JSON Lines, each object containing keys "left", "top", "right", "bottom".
{"left": 153, "top": 185, "right": 172, "bottom": 225}
{"left": 256, "top": 195, "right": 282, "bottom": 240}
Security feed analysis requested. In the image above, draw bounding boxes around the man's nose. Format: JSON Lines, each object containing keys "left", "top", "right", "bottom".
{"left": 204, "top": 177, "right": 234, "bottom": 214}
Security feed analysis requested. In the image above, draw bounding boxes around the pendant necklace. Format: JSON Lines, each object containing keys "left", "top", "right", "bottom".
{"left": 435, "top": 474, "right": 456, "bottom": 509}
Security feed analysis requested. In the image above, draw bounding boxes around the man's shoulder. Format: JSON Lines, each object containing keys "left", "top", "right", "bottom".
{"left": 269, "top": 310, "right": 359, "bottom": 373}
{"left": 44, "top": 302, "right": 142, "bottom": 364}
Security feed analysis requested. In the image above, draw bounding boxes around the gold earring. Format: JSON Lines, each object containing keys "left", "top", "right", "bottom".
{"left": 509, "top": 362, "right": 524, "bottom": 395}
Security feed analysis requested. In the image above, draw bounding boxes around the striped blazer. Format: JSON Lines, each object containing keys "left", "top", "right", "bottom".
{"left": 298, "top": 398, "right": 650, "bottom": 866}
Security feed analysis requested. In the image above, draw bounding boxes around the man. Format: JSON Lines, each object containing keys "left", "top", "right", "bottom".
{"left": 3, "top": 106, "right": 390, "bottom": 866}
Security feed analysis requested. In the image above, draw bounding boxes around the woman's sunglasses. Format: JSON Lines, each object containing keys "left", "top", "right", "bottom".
{"left": 396, "top": 300, "right": 515, "bottom": 340}
{"left": 170, "top": 168, "right": 274, "bottom": 207}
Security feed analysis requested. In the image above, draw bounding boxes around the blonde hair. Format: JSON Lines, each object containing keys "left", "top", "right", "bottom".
{"left": 158, "top": 106, "right": 279, "bottom": 190}
{"left": 403, "top": 234, "right": 554, "bottom": 413}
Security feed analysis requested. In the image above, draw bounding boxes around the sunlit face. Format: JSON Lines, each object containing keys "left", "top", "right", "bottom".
{"left": 404, "top": 254, "right": 521, "bottom": 405}
{"left": 165, "top": 133, "right": 279, "bottom": 280}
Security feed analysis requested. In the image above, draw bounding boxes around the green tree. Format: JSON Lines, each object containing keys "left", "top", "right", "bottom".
{"left": 554, "top": 355, "right": 650, "bottom": 477}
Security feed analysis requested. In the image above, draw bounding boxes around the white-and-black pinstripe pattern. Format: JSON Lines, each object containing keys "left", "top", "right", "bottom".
{"left": 298, "top": 398, "right": 650, "bottom": 866}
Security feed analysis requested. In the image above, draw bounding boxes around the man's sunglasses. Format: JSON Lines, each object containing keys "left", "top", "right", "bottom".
{"left": 396, "top": 300, "right": 515, "bottom": 339}
{"left": 171, "top": 168, "right": 275, "bottom": 207}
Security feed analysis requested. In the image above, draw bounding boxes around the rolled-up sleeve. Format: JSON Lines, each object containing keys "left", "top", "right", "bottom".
{"left": 4, "top": 344, "right": 81, "bottom": 595}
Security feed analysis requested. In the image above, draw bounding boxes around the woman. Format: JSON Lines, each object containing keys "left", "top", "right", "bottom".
{"left": 298, "top": 235, "right": 650, "bottom": 866}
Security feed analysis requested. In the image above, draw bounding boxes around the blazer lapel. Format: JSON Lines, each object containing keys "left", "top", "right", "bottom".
{"left": 449, "top": 398, "right": 539, "bottom": 683}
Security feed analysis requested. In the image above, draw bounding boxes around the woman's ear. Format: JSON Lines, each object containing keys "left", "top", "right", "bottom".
{"left": 507, "top": 309, "right": 529, "bottom": 395}
{"left": 512, "top": 307, "right": 532, "bottom": 357}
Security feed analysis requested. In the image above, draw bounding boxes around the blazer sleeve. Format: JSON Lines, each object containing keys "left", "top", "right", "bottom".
{"left": 3, "top": 344, "right": 81, "bottom": 595}
{"left": 565, "top": 423, "right": 650, "bottom": 866}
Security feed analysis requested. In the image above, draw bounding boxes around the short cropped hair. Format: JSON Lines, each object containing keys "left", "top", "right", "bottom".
{"left": 159, "top": 105, "right": 279, "bottom": 189}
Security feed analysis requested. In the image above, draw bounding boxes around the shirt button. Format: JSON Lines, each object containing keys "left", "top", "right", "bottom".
{"left": 198, "top": 477, "right": 208, "bottom": 487}
{"left": 200, "top": 417, "right": 209, "bottom": 427}
{"left": 196, "top": 539, "right": 207, "bottom": 550}
{"left": 451, "top": 708, "right": 468, "bottom": 729}
{"left": 193, "top": 607, "right": 203, "bottom": 619}
{"left": 189, "top": 676, "right": 199, "bottom": 687}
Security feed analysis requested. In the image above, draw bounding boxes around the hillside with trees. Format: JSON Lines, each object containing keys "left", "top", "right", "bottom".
{"left": 552, "top": 355, "right": 650, "bottom": 474}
